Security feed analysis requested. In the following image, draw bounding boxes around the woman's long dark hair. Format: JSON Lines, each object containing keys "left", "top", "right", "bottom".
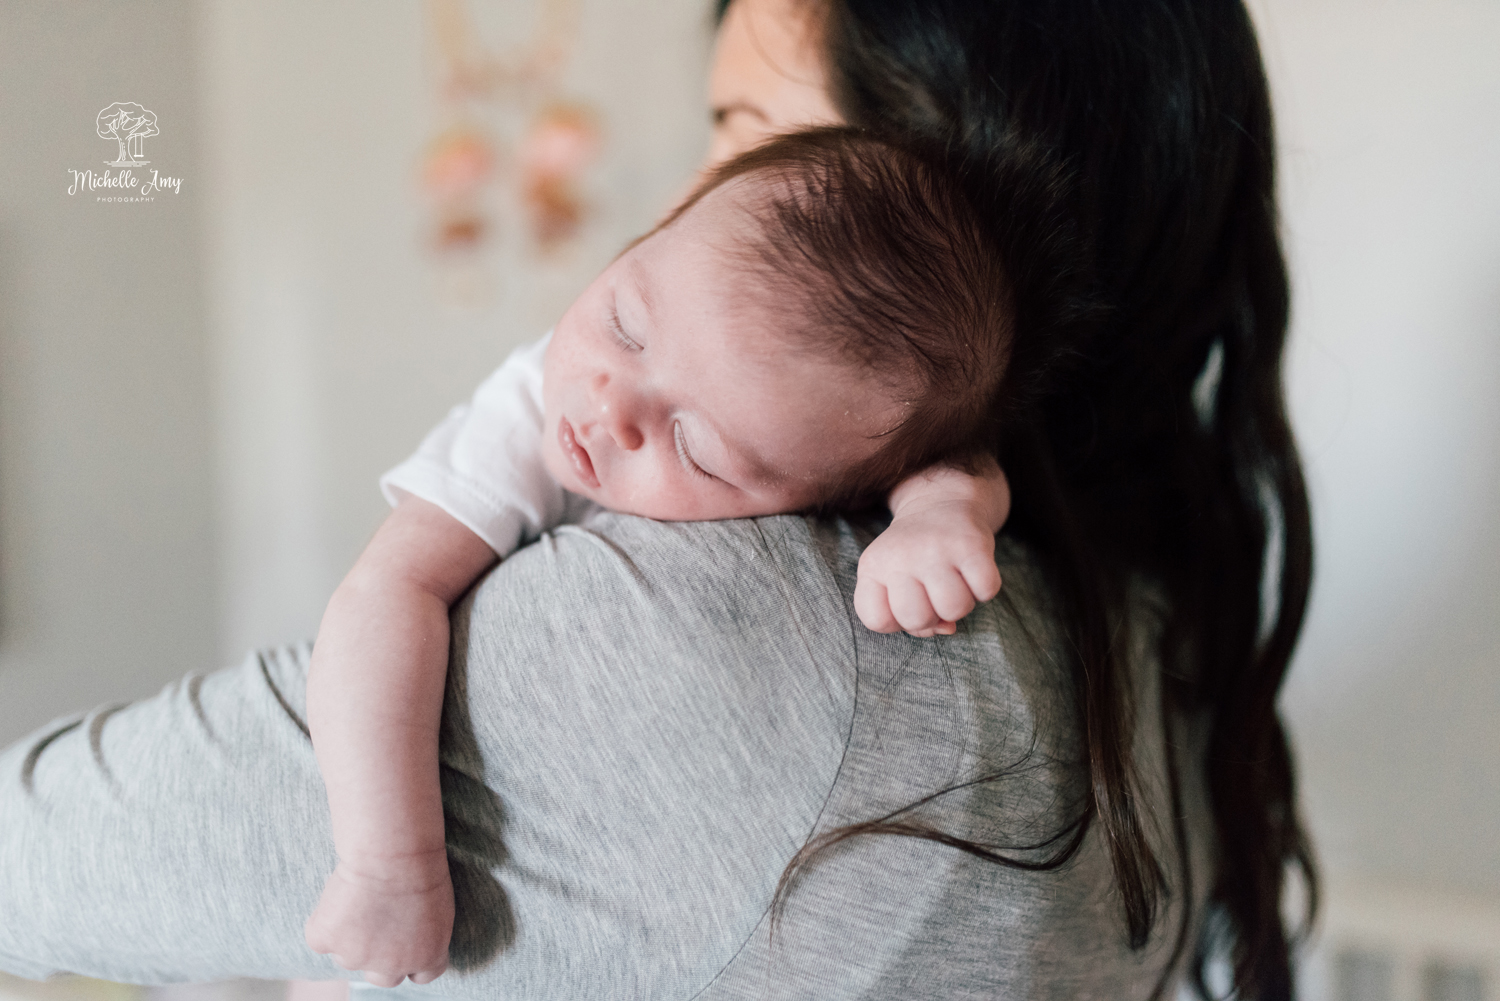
{"left": 715, "top": 1, "right": 1318, "bottom": 997}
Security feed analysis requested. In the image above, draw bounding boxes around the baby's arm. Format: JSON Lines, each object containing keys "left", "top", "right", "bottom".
{"left": 303, "top": 497, "right": 497, "bottom": 987}
{"left": 853, "top": 454, "right": 1010, "bottom": 637}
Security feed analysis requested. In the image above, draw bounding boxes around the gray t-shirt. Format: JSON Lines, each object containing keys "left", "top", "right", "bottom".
{"left": 0, "top": 512, "right": 1210, "bottom": 999}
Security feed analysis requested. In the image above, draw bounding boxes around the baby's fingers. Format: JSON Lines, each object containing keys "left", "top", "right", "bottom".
{"left": 361, "top": 971, "right": 406, "bottom": 990}
{"left": 854, "top": 577, "right": 901, "bottom": 633}
{"left": 303, "top": 905, "right": 339, "bottom": 958}
{"left": 355, "top": 956, "right": 447, "bottom": 989}
{"left": 924, "top": 566, "right": 980, "bottom": 625}
{"left": 887, "top": 578, "right": 946, "bottom": 635}
{"left": 958, "top": 555, "right": 1003, "bottom": 604}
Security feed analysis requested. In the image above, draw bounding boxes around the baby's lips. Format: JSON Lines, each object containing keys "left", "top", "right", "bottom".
{"left": 558, "top": 416, "right": 601, "bottom": 489}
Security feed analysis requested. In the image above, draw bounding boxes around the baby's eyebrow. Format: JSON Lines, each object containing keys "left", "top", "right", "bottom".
{"left": 626, "top": 258, "right": 657, "bottom": 326}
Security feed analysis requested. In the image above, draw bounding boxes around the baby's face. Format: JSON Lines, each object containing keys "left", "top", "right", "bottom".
{"left": 541, "top": 184, "right": 898, "bottom": 520}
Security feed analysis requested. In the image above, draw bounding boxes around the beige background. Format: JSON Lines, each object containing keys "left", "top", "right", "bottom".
{"left": 0, "top": 0, "right": 1497, "bottom": 987}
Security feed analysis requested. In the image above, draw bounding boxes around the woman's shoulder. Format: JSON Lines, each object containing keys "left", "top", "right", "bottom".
{"left": 443, "top": 512, "right": 1186, "bottom": 998}
{"left": 463, "top": 511, "right": 1071, "bottom": 691}
{"left": 459, "top": 510, "right": 1074, "bottom": 717}
{"left": 441, "top": 513, "right": 861, "bottom": 997}
{"left": 461, "top": 510, "right": 857, "bottom": 664}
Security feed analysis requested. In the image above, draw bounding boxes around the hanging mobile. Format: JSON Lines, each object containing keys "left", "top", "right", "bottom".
{"left": 421, "top": 0, "right": 601, "bottom": 287}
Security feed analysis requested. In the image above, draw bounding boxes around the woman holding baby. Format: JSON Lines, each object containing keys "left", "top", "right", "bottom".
{"left": 0, "top": 1, "right": 1314, "bottom": 999}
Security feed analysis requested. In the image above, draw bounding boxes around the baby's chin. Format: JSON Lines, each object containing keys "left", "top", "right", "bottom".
{"left": 539, "top": 442, "right": 571, "bottom": 490}
{"left": 571, "top": 480, "right": 752, "bottom": 522}
{"left": 541, "top": 444, "right": 665, "bottom": 518}
{"left": 540, "top": 436, "right": 599, "bottom": 502}
{"left": 607, "top": 490, "right": 795, "bottom": 524}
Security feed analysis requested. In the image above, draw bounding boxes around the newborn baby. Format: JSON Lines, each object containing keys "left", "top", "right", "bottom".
{"left": 304, "top": 128, "right": 1018, "bottom": 986}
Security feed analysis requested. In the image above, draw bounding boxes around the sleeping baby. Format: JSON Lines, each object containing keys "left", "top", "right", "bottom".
{"left": 303, "top": 127, "right": 1028, "bottom": 986}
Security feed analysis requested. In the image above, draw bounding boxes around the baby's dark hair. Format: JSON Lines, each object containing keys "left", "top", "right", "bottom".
{"left": 657, "top": 127, "right": 1091, "bottom": 509}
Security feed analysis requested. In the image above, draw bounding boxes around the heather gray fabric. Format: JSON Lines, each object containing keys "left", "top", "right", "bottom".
{"left": 0, "top": 512, "right": 1211, "bottom": 999}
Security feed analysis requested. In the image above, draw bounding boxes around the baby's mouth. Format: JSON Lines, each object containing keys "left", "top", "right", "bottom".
{"left": 558, "top": 417, "right": 601, "bottom": 489}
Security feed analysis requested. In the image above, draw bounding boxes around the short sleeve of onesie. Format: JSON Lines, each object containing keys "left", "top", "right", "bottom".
{"left": 379, "top": 333, "right": 579, "bottom": 557}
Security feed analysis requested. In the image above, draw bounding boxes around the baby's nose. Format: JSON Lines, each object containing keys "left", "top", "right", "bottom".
{"left": 600, "top": 401, "right": 644, "bottom": 451}
{"left": 590, "top": 374, "right": 645, "bottom": 451}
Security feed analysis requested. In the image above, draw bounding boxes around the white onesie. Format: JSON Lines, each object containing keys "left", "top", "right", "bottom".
{"left": 380, "top": 333, "right": 596, "bottom": 556}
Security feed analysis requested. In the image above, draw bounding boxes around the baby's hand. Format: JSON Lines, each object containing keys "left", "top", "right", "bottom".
{"left": 304, "top": 850, "right": 453, "bottom": 989}
{"left": 854, "top": 459, "right": 1010, "bottom": 637}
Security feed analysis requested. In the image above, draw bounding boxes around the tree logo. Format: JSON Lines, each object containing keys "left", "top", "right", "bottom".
{"left": 97, "top": 102, "right": 159, "bottom": 166}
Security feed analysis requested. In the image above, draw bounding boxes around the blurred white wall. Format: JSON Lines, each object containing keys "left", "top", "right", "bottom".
{"left": 1248, "top": 0, "right": 1500, "bottom": 899}
{"left": 0, "top": 1, "right": 218, "bottom": 741}
{"left": 0, "top": 0, "right": 709, "bottom": 742}
{"left": 0, "top": 0, "right": 1496, "bottom": 940}
{"left": 198, "top": 0, "right": 711, "bottom": 658}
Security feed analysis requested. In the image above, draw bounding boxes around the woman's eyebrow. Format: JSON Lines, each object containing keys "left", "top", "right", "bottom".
{"left": 712, "top": 100, "right": 770, "bottom": 124}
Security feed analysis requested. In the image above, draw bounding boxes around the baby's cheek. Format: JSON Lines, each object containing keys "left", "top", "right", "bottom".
{"left": 539, "top": 431, "right": 570, "bottom": 487}
{"left": 607, "top": 476, "right": 723, "bottom": 522}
